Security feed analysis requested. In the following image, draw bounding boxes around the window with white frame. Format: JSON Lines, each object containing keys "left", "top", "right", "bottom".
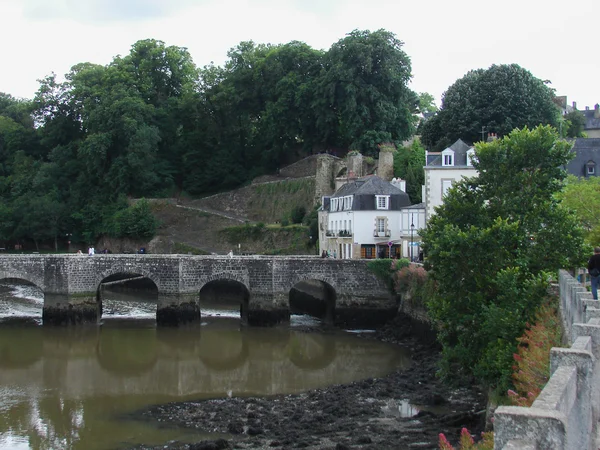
{"left": 349, "top": 220, "right": 352, "bottom": 232}
{"left": 442, "top": 149, "right": 454, "bottom": 167}
{"left": 587, "top": 162, "right": 596, "bottom": 175}
{"left": 376, "top": 195, "right": 389, "bottom": 210}
{"left": 467, "top": 149, "right": 475, "bottom": 166}
{"left": 442, "top": 179, "right": 453, "bottom": 197}
{"left": 343, "top": 195, "right": 353, "bottom": 210}
{"left": 377, "top": 218, "right": 386, "bottom": 233}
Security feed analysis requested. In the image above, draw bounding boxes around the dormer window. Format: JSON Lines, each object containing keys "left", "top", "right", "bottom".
{"left": 343, "top": 195, "right": 353, "bottom": 210}
{"left": 467, "top": 148, "right": 476, "bottom": 166}
{"left": 587, "top": 161, "right": 596, "bottom": 176}
{"left": 442, "top": 148, "right": 455, "bottom": 166}
{"left": 376, "top": 195, "right": 390, "bottom": 210}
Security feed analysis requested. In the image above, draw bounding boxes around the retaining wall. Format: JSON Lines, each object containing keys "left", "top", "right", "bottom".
{"left": 494, "top": 269, "right": 600, "bottom": 449}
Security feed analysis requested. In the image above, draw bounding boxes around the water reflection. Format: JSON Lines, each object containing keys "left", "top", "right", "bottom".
{"left": 0, "top": 321, "right": 410, "bottom": 449}
{"left": 0, "top": 281, "right": 412, "bottom": 449}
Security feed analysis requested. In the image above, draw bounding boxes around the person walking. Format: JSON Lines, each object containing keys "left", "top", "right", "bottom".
{"left": 587, "top": 247, "right": 600, "bottom": 300}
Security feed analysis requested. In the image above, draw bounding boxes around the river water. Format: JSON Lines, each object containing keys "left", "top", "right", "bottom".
{"left": 0, "top": 281, "right": 411, "bottom": 450}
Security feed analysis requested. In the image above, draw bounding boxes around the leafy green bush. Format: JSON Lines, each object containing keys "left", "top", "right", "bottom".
{"left": 290, "top": 205, "right": 306, "bottom": 224}
{"left": 367, "top": 258, "right": 409, "bottom": 291}
{"left": 109, "top": 198, "right": 158, "bottom": 240}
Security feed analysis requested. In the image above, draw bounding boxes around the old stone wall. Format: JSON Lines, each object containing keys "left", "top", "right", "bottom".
{"left": 494, "top": 270, "right": 600, "bottom": 450}
{"left": 278, "top": 155, "right": 320, "bottom": 178}
{"left": 0, "top": 255, "right": 394, "bottom": 327}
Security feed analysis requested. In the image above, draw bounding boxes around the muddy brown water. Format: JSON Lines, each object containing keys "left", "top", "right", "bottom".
{"left": 0, "top": 282, "right": 411, "bottom": 450}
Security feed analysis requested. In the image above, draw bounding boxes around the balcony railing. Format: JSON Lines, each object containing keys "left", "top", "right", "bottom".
{"left": 325, "top": 230, "right": 353, "bottom": 238}
{"left": 373, "top": 230, "right": 391, "bottom": 238}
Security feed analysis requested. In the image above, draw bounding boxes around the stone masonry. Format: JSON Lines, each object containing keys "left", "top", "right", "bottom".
{"left": 0, "top": 254, "right": 393, "bottom": 326}
{"left": 494, "top": 270, "right": 600, "bottom": 449}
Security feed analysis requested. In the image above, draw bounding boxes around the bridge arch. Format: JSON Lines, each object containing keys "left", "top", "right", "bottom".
{"left": 94, "top": 265, "right": 161, "bottom": 294}
{"left": 198, "top": 276, "right": 250, "bottom": 321}
{"left": 0, "top": 272, "right": 44, "bottom": 292}
{"left": 288, "top": 277, "right": 337, "bottom": 324}
{"left": 96, "top": 269, "right": 159, "bottom": 320}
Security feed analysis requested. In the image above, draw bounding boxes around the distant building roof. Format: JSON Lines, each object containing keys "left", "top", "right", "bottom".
{"left": 582, "top": 106, "right": 600, "bottom": 131}
{"left": 426, "top": 138, "right": 474, "bottom": 166}
{"left": 330, "top": 175, "right": 412, "bottom": 210}
{"left": 566, "top": 138, "right": 600, "bottom": 177}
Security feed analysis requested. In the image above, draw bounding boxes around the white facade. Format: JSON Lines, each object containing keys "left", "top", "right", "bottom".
{"left": 423, "top": 165, "right": 477, "bottom": 222}
{"left": 323, "top": 202, "right": 403, "bottom": 259}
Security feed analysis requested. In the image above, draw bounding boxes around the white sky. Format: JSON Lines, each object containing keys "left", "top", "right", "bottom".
{"left": 1, "top": 0, "right": 599, "bottom": 109}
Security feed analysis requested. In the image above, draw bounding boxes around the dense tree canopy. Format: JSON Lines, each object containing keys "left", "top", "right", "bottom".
{"left": 0, "top": 30, "right": 419, "bottom": 249}
{"left": 557, "top": 175, "right": 600, "bottom": 244}
{"left": 421, "top": 64, "right": 560, "bottom": 151}
{"left": 421, "top": 126, "right": 586, "bottom": 390}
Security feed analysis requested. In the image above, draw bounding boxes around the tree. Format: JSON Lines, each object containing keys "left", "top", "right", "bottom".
{"left": 421, "top": 64, "right": 560, "bottom": 151}
{"left": 314, "top": 29, "right": 418, "bottom": 156}
{"left": 417, "top": 92, "right": 438, "bottom": 115}
{"left": 563, "top": 110, "right": 586, "bottom": 138}
{"left": 421, "top": 126, "right": 586, "bottom": 390}
{"left": 557, "top": 175, "right": 600, "bottom": 244}
{"left": 393, "top": 138, "right": 425, "bottom": 203}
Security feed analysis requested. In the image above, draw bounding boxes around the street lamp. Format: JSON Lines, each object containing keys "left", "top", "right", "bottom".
{"left": 410, "top": 214, "right": 415, "bottom": 262}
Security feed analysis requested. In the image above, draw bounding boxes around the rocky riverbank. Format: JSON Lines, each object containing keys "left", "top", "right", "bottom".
{"left": 130, "top": 313, "right": 487, "bottom": 450}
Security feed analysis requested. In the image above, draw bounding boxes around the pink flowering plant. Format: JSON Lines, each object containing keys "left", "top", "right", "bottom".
{"left": 438, "top": 428, "right": 494, "bottom": 450}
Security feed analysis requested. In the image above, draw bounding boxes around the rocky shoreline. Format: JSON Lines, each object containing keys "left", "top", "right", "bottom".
{"left": 130, "top": 313, "right": 487, "bottom": 450}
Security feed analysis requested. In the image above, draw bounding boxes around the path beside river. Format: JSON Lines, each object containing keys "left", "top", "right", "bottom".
{"left": 131, "top": 313, "right": 487, "bottom": 450}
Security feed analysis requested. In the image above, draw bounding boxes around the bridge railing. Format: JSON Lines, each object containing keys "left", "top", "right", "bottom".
{"left": 493, "top": 269, "right": 600, "bottom": 450}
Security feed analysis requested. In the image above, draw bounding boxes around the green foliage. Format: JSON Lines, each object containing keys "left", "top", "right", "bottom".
{"left": 109, "top": 198, "right": 159, "bottom": 240}
{"left": 563, "top": 110, "right": 586, "bottom": 138}
{"left": 556, "top": 175, "right": 600, "bottom": 246}
{"left": 219, "top": 223, "right": 266, "bottom": 242}
{"left": 0, "top": 29, "right": 420, "bottom": 248}
{"left": 417, "top": 92, "right": 438, "bottom": 115}
{"left": 367, "top": 258, "right": 409, "bottom": 290}
{"left": 422, "top": 126, "right": 586, "bottom": 390}
{"left": 314, "top": 29, "right": 418, "bottom": 157}
{"left": 393, "top": 138, "right": 425, "bottom": 203}
{"left": 393, "top": 264, "right": 429, "bottom": 308}
{"left": 172, "top": 242, "right": 210, "bottom": 255}
{"left": 421, "top": 64, "right": 560, "bottom": 150}
{"left": 290, "top": 205, "right": 306, "bottom": 224}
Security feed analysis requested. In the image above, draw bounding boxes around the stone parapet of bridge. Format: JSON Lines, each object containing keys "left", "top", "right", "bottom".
{"left": 0, "top": 254, "right": 393, "bottom": 327}
{"left": 494, "top": 269, "right": 600, "bottom": 450}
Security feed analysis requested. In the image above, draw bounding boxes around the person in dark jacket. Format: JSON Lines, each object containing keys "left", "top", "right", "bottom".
{"left": 587, "top": 247, "right": 600, "bottom": 299}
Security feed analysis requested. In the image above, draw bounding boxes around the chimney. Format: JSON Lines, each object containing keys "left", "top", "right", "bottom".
{"left": 572, "top": 101, "right": 577, "bottom": 110}
{"left": 595, "top": 104, "right": 600, "bottom": 119}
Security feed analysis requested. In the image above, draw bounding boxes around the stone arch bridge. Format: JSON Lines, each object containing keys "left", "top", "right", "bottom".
{"left": 0, "top": 255, "right": 394, "bottom": 326}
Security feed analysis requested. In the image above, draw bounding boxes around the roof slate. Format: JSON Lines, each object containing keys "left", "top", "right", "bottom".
{"left": 426, "top": 139, "right": 473, "bottom": 166}
{"left": 566, "top": 138, "right": 600, "bottom": 177}
{"left": 582, "top": 108, "right": 600, "bottom": 131}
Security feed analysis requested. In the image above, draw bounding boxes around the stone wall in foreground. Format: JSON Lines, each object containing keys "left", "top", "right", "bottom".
{"left": 494, "top": 269, "right": 600, "bottom": 450}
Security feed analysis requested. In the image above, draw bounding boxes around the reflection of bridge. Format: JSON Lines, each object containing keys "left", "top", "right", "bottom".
{"left": 0, "top": 255, "right": 393, "bottom": 326}
{"left": 0, "top": 326, "right": 410, "bottom": 397}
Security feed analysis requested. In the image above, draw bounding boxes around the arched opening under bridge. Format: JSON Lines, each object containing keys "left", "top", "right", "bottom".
{"left": 289, "top": 280, "right": 336, "bottom": 326}
{"left": 0, "top": 277, "right": 43, "bottom": 324}
{"left": 199, "top": 279, "right": 249, "bottom": 324}
{"left": 98, "top": 273, "right": 158, "bottom": 324}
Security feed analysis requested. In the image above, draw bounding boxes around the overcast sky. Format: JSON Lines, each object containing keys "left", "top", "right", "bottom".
{"left": 1, "top": 0, "right": 598, "bottom": 109}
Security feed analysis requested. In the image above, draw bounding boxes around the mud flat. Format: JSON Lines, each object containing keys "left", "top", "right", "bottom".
{"left": 131, "top": 313, "right": 487, "bottom": 450}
